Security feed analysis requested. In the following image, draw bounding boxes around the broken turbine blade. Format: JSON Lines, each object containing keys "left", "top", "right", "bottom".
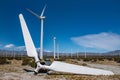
{"left": 48, "top": 61, "right": 114, "bottom": 75}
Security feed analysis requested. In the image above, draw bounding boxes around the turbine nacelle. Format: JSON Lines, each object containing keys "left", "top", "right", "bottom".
{"left": 53, "top": 37, "right": 56, "bottom": 40}
{"left": 40, "top": 16, "right": 45, "bottom": 19}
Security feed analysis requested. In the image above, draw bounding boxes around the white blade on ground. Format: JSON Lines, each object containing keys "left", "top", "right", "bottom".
{"left": 19, "top": 14, "right": 38, "bottom": 58}
{"left": 40, "top": 5, "right": 46, "bottom": 17}
{"left": 48, "top": 61, "right": 114, "bottom": 75}
{"left": 26, "top": 9, "right": 40, "bottom": 18}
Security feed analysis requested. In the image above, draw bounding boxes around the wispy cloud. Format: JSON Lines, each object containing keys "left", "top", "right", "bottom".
{"left": 36, "top": 47, "right": 52, "bottom": 52}
{"left": 71, "top": 32, "right": 120, "bottom": 51}
{"left": 44, "top": 49, "right": 52, "bottom": 52}
{"left": 15, "top": 46, "right": 26, "bottom": 51}
{"left": 3, "top": 44, "right": 51, "bottom": 52}
{"left": 4, "top": 44, "right": 15, "bottom": 48}
{"left": 4, "top": 44, "right": 25, "bottom": 51}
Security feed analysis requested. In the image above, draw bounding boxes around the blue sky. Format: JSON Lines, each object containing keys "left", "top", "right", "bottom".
{"left": 0, "top": 0, "right": 120, "bottom": 53}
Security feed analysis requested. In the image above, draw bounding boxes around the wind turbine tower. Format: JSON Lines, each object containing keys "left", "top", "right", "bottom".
{"left": 53, "top": 37, "right": 56, "bottom": 59}
{"left": 57, "top": 44, "right": 59, "bottom": 59}
{"left": 76, "top": 50, "right": 78, "bottom": 58}
{"left": 84, "top": 48, "right": 86, "bottom": 58}
{"left": 70, "top": 49, "right": 72, "bottom": 58}
{"left": 27, "top": 5, "right": 46, "bottom": 60}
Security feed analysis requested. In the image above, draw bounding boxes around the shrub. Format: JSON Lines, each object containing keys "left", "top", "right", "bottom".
{"left": 15, "top": 57, "right": 21, "bottom": 60}
{"left": 29, "top": 61, "right": 36, "bottom": 68}
{"left": 7, "top": 57, "right": 14, "bottom": 60}
{"left": 83, "top": 58, "right": 92, "bottom": 62}
{"left": 22, "top": 57, "right": 36, "bottom": 68}
{"left": 91, "top": 59, "right": 97, "bottom": 62}
{"left": 82, "top": 63, "right": 87, "bottom": 66}
{"left": 0, "top": 57, "right": 10, "bottom": 64}
{"left": 22, "top": 58, "right": 31, "bottom": 65}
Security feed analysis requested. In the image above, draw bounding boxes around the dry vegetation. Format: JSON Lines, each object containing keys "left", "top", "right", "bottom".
{"left": 0, "top": 56, "right": 120, "bottom": 80}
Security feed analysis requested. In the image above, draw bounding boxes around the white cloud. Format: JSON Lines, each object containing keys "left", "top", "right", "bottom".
{"left": 4, "top": 44, "right": 15, "bottom": 48}
{"left": 71, "top": 32, "right": 120, "bottom": 51}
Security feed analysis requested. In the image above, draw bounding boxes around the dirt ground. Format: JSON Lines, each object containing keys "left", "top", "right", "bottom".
{"left": 0, "top": 59, "right": 120, "bottom": 80}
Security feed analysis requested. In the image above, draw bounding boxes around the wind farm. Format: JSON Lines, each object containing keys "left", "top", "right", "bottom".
{"left": 0, "top": 0, "right": 120, "bottom": 80}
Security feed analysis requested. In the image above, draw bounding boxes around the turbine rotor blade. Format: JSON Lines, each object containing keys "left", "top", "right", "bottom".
{"left": 40, "top": 5, "right": 46, "bottom": 17}
{"left": 26, "top": 8, "right": 40, "bottom": 18}
{"left": 19, "top": 14, "right": 39, "bottom": 62}
{"left": 47, "top": 61, "right": 114, "bottom": 75}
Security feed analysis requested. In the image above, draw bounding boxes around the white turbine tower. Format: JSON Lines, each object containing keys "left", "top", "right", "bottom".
{"left": 57, "top": 44, "right": 59, "bottom": 59}
{"left": 84, "top": 48, "right": 86, "bottom": 58}
{"left": 53, "top": 37, "right": 56, "bottom": 59}
{"left": 76, "top": 50, "right": 78, "bottom": 58}
{"left": 27, "top": 5, "right": 46, "bottom": 60}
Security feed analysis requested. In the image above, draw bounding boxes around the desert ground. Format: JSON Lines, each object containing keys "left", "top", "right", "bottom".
{"left": 0, "top": 58, "right": 120, "bottom": 80}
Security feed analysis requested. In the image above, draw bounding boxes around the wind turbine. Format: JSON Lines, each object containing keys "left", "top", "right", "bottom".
{"left": 26, "top": 5, "right": 46, "bottom": 60}
{"left": 19, "top": 14, "right": 114, "bottom": 75}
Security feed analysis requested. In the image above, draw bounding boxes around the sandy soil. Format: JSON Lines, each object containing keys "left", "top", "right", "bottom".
{"left": 87, "top": 63, "right": 120, "bottom": 75}
{"left": 0, "top": 59, "right": 120, "bottom": 80}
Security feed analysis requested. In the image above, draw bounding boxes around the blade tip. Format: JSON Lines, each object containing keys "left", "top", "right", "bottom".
{"left": 19, "top": 14, "right": 23, "bottom": 18}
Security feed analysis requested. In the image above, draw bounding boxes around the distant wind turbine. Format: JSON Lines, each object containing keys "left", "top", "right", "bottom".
{"left": 27, "top": 5, "right": 46, "bottom": 60}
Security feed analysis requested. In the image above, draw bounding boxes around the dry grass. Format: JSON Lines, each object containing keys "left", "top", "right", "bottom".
{"left": 0, "top": 59, "right": 120, "bottom": 80}
{"left": 94, "top": 59, "right": 119, "bottom": 66}
{"left": 0, "top": 60, "right": 22, "bottom": 72}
